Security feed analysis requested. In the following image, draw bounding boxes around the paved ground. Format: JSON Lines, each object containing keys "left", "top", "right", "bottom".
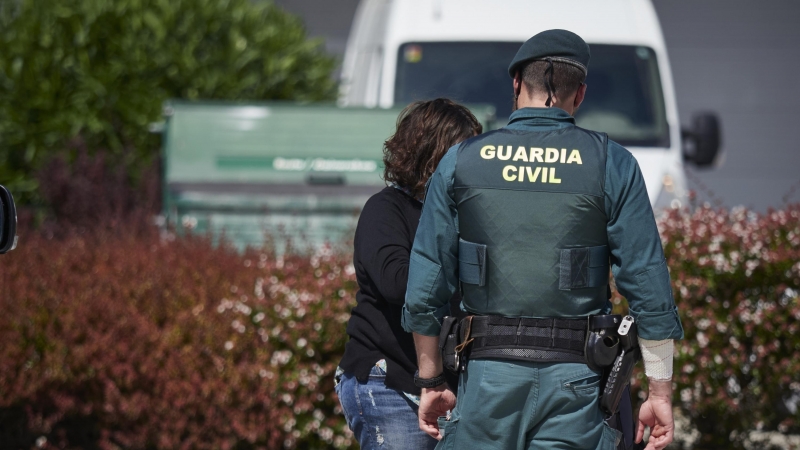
{"left": 275, "top": 0, "right": 800, "bottom": 212}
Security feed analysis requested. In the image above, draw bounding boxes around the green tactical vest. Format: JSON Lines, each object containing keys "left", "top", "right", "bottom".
{"left": 454, "top": 125, "right": 610, "bottom": 318}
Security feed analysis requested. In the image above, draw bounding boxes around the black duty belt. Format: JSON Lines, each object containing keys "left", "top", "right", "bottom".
{"left": 440, "top": 313, "right": 642, "bottom": 449}
{"left": 462, "top": 315, "right": 622, "bottom": 364}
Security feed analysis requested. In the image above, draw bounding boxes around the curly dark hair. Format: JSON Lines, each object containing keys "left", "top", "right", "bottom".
{"left": 383, "top": 98, "right": 482, "bottom": 200}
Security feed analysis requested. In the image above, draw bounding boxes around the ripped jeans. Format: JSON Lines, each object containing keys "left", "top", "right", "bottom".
{"left": 335, "top": 365, "right": 437, "bottom": 450}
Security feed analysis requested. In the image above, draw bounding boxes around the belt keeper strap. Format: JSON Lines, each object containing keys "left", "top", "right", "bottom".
{"left": 455, "top": 316, "right": 474, "bottom": 354}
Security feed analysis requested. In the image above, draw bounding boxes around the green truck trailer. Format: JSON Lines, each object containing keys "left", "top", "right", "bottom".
{"left": 160, "top": 101, "right": 494, "bottom": 252}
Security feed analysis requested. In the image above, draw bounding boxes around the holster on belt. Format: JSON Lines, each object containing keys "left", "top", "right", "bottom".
{"left": 584, "top": 314, "right": 623, "bottom": 372}
{"left": 439, "top": 316, "right": 461, "bottom": 373}
{"left": 438, "top": 316, "right": 469, "bottom": 392}
{"left": 599, "top": 318, "right": 640, "bottom": 416}
{"left": 594, "top": 315, "right": 643, "bottom": 450}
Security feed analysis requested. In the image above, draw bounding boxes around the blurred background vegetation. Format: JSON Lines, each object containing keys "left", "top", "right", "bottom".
{"left": 2, "top": 193, "right": 798, "bottom": 449}
{"left": 0, "top": 0, "right": 337, "bottom": 206}
{"left": 621, "top": 205, "right": 800, "bottom": 450}
{"left": 1, "top": 1, "right": 799, "bottom": 449}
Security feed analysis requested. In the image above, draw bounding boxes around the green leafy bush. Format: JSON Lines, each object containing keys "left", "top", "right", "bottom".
{"left": 0, "top": 0, "right": 337, "bottom": 200}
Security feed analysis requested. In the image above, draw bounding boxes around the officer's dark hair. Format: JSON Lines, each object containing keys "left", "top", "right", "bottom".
{"left": 383, "top": 98, "right": 482, "bottom": 200}
{"left": 520, "top": 60, "right": 586, "bottom": 101}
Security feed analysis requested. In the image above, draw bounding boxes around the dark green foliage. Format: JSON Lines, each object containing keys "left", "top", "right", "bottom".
{"left": 0, "top": 0, "right": 337, "bottom": 200}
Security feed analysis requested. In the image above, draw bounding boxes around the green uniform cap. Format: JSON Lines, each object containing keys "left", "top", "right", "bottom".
{"left": 508, "top": 29, "right": 590, "bottom": 77}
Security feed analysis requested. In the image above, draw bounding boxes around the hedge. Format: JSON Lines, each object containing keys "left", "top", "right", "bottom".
{"left": 660, "top": 205, "right": 800, "bottom": 449}
{"left": 1, "top": 203, "right": 798, "bottom": 449}
{"left": 0, "top": 226, "right": 356, "bottom": 449}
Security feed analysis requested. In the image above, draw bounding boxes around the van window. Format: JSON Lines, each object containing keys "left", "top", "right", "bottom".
{"left": 395, "top": 42, "right": 519, "bottom": 117}
{"left": 394, "top": 43, "right": 669, "bottom": 148}
{"left": 575, "top": 45, "right": 669, "bottom": 148}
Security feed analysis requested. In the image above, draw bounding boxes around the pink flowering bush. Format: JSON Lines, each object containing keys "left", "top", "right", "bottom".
{"left": 659, "top": 205, "right": 800, "bottom": 449}
{"left": 0, "top": 225, "right": 357, "bottom": 449}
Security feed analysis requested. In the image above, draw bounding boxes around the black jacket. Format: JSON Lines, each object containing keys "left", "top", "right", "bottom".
{"left": 339, "top": 186, "right": 462, "bottom": 395}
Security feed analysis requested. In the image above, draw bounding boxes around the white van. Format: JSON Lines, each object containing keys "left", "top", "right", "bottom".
{"left": 339, "top": 0, "right": 719, "bottom": 209}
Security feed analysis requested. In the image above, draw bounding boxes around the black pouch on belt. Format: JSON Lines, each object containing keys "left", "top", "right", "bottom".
{"left": 584, "top": 314, "right": 623, "bottom": 372}
{"left": 439, "top": 316, "right": 460, "bottom": 374}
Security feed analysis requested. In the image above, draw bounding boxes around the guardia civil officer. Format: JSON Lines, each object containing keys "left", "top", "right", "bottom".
{"left": 401, "top": 30, "right": 683, "bottom": 450}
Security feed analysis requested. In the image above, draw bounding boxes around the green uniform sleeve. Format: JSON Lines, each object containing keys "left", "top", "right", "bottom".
{"left": 605, "top": 142, "right": 684, "bottom": 340}
{"left": 402, "top": 146, "right": 460, "bottom": 336}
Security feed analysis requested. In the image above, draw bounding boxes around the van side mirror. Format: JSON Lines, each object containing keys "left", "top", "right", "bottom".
{"left": 682, "top": 112, "right": 721, "bottom": 167}
{"left": 0, "top": 185, "right": 18, "bottom": 254}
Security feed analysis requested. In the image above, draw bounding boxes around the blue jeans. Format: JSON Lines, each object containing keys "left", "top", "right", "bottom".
{"left": 335, "top": 365, "right": 437, "bottom": 450}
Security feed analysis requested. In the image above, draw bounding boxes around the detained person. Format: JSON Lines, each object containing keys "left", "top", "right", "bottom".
{"left": 334, "top": 99, "right": 482, "bottom": 450}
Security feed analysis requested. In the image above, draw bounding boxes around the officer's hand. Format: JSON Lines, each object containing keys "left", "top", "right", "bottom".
{"left": 636, "top": 379, "right": 674, "bottom": 450}
{"left": 418, "top": 384, "right": 456, "bottom": 440}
